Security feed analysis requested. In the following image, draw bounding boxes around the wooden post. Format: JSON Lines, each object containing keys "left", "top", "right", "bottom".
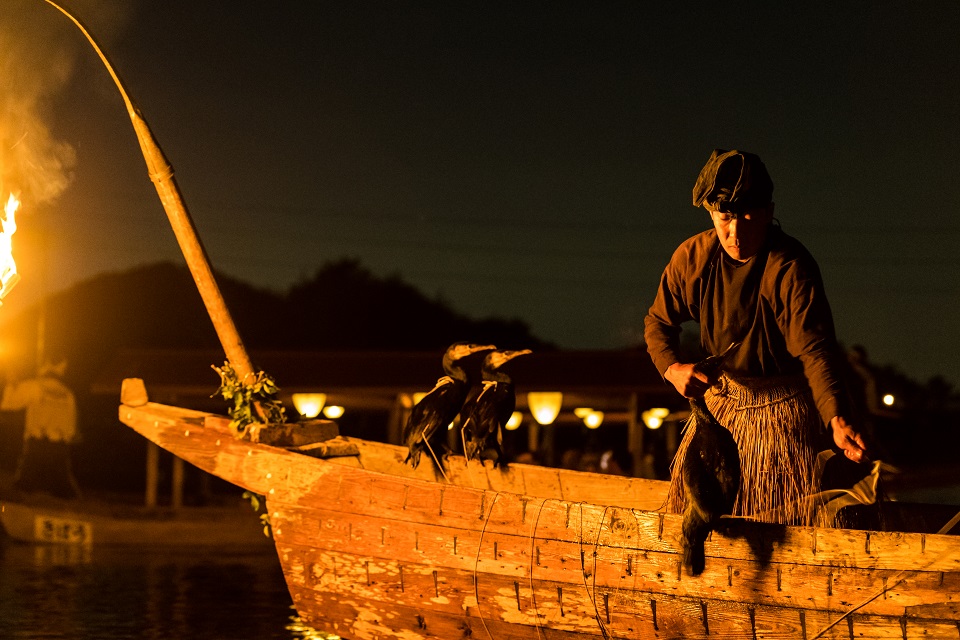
{"left": 388, "top": 394, "right": 407, "bottom": 446}
{"left": 666, "top": 420, "right": 679, "bottom": 459}
{"left": 542, "top": 425, "right": 555, "bottom": 467}
{"left": 171, "top": 456, "right": 184, "bottom": 510}
{"left": 627, "top": 392, "right": 646, "bottom": 478}
{"left": 145, "top": 442, "right": 158, "bottom": 508}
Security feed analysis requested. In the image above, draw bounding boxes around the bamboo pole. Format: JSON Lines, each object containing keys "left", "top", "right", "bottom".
{"left": 41, "top": 0, "right": 255, "bottom": 383}
{"left": 145, "top": 442, "right": 158, "bottom": 508}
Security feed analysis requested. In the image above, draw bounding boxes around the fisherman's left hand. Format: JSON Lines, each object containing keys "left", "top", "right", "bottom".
{"left": 830, "top": 416, "right": 867, "bottom": 463}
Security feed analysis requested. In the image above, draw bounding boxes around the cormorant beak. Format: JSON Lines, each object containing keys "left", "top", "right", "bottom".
{"left": 487, "top": 349, "right": 533, "bottom": 369}
{"left": 452, "top": 343, "right": 497, "bottom": 360}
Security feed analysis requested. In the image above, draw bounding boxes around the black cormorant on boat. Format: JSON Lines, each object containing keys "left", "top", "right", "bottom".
{"left": 459, "top": 349, "right": 532, "bottom": 466}
{"left": 403, "top": 342, "right": 496, "bottom": 469}
{"left": 681, "top": 344, "right": 741, "bottom": 576}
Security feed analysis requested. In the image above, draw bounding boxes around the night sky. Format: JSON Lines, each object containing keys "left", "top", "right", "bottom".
{"left": 2, "top": 1, "right": 959, "bottom": 385}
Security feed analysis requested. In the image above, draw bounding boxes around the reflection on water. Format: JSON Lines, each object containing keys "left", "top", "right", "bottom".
{"left": 0, "top": 541, "right": 339, "bottom": 639}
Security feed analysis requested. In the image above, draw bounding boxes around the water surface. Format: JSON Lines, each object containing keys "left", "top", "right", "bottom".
{"left": 0, "top": 541, "right": 337, "bottom": 639}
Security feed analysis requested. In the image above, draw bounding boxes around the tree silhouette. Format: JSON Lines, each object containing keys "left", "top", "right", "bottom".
{"left": 284, "top": 258, "right": 550, "bottom": 350}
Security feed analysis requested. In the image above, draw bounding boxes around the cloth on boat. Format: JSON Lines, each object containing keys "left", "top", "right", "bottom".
{"left": 2, "top": 373, "right": 81, "bottom": 499}
{"left": 1, "top": 375, "right": 77, "bottom": 442}
{"left": 666, "top": 373, "right": 821, "bottom": 526}
{"left": 10, "top": 437, "right": 80, "bottom": 499}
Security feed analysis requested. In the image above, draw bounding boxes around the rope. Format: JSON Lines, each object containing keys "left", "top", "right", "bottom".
{"left": 938, "top": 509, "right": 960, "bottom": 535}
{"left": 585, "top": 506, "right": 612, "bottom": 639}
{"left": 149, "top": 167, "right": 175, "bottom": 184}
{"left": 527, "top": 498, "right": 549, "bottom": 640}
{"left": 811, "top": 513, "right": 960, "bottom": 639}
{"left": 715, "top": 374, "right": 808, "bottom": 409}
{"left": 421, "top": 427, "right": 449, "bottom": 484}
{"left": 473, "top": 491, "right": 500, "bottom": 640}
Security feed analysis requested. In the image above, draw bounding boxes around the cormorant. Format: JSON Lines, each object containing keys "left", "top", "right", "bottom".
{"left": 459, "top": 349, "right": 532, "bottom": 466}
{"left": 403, "top": 342, "right": 495, "bottom": 469}
{"left": 680, "top": 344, "right": 741, "bottom": 576}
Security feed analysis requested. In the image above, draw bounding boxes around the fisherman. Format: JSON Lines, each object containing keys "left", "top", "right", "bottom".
{"left": 2, "top": 357, "right": 81, "bottom": 499}
{"left": 644, "top": 149, "right": 867, "bottom": 527}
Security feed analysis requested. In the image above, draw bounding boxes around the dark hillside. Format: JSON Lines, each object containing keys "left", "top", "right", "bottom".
{"left": 0, "top": 259, "right": 550, "bottom": 494}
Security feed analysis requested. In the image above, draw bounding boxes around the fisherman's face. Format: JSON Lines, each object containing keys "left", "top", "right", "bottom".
{"left": 707, "top": 202, "right": 774, "bottom": 262}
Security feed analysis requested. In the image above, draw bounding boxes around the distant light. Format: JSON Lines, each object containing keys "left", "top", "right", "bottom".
{"left": 882, "top": 394, "right": 895, "bottom": 407}
{"left": 528, "top": 392, "right": 563, "bottom": 425}
{"left": 292, "top": 393, "right": 326, "bottom": 419}
{"left": 642, "top": 407, "right": 670, "bottom": 430}
{"left": 584, "top": 411, "right": 604, "bottom": 429}
{"left": 413, "top": 392, "right": 428, "bottom": 405}
{"left": 322, "top": 405, "right": 345, "bottom": 419}
{"left": 505, "top": 411, "right": 523, "bottom": 431}
{"left": 573, "top": 407, "right": 593, "bottom": 419}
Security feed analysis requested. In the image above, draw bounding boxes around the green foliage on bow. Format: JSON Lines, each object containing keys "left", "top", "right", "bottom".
{"left": 212, "top": 361, "right": 287, "bottom": 439}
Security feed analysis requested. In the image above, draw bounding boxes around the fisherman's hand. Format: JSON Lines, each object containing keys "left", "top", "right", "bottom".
{"left": 664, "top": 362, "right": 711, "bottom": 398}
{"left": 830, "top": 415, "right": 867, "bottom": 463}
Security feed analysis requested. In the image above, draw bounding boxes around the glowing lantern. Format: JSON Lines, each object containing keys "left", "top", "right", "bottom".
{"left": 882, "top": 394, "right": 895, "bottom": 407}
{"left": 292, "top": 393, "right": 327, "bottom": 419}
{"left": 583, "top": 411, "right": 604, "bottom": 429}
{"left": 527, "top": 392, "right": 562, "bottom": 425}
{"left": 642, "top": 407, "right": 670, "bottom": 430}
{"left": 322, "top": 405, "right": 345, "bottom": 419}
{"left": 505, "top": 411, "right": 523, "bottom": 431}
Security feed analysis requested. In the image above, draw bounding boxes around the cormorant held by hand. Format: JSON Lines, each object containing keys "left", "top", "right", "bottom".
{"left": 681, "top": 344, "right": 741, "bottom": 576}
{"left": 459, "top": 349, "right": 532, "bottom": 466}
{"left": 403, "top": 342, "right": 495, "bottom": 470}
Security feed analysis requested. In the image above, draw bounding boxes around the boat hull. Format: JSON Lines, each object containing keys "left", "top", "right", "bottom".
{"left": 119, "top": 396, "right": 960, "bottom": 639}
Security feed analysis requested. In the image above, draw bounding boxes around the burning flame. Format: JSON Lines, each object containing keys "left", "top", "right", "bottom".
{"left": 0, "top": 192, "right": 21, "bottom": 303}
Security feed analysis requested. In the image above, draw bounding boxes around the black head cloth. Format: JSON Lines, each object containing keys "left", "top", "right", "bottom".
{"left": 692, "top": 149, "right": 773, "bottom": 213}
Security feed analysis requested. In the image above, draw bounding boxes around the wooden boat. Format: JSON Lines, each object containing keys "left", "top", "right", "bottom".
{"left": 119, "top": 380, "right": 960, "bottom": 640}
{"left": 0, "top": 494, "right": 270, "bottom": 547}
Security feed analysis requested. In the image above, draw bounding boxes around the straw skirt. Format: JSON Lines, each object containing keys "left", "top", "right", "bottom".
{"left": 666, "top": 374, "right": 822, "bottom": 527}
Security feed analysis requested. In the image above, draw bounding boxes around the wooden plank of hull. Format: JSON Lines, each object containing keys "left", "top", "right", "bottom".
{"left": 118, "top": 399, "right": 960, "bottom": 637}
{"left": 267, "top": 502, "right": 960, "bottom": 618}
{"left": 289, "top": 588, "right": 610, "bottom": 640}
{"left": 274, "top": 458, "right": 960, "bottom": 576}
{"left": 327, "top": 436, "right": 672, "bottom": 511}
{"left": 122, "top": 404, "right": 669, "bottom": 510}
{"left": 280, "top": 546, "right": 953, "bottom": 639}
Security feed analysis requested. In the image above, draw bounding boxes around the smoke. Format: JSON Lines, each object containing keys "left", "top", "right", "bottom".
{"left": 0, "top": 0, "right": 135, "bottom": 207}
{"left": 0, "top": 8, "right": 75, "bottom": 206}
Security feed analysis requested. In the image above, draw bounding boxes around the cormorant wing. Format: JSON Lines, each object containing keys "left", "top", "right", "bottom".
{"left": 403, "top": 376, "right": 465, "bottom": 467}
{"left": 461, "top": 381, "right": 500, "bottom": 460}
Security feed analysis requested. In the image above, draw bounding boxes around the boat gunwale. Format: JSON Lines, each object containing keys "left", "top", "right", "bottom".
{"left": 119, "top": 400, "right": 960, "bottom": 559}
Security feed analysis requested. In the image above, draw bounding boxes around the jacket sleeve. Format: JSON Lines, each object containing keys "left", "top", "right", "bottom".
{"left": 776, "top": 256, "right": 851, "bottom": 426}
{"left": 645, "top": 243, "right": 697, "bottom": 377}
